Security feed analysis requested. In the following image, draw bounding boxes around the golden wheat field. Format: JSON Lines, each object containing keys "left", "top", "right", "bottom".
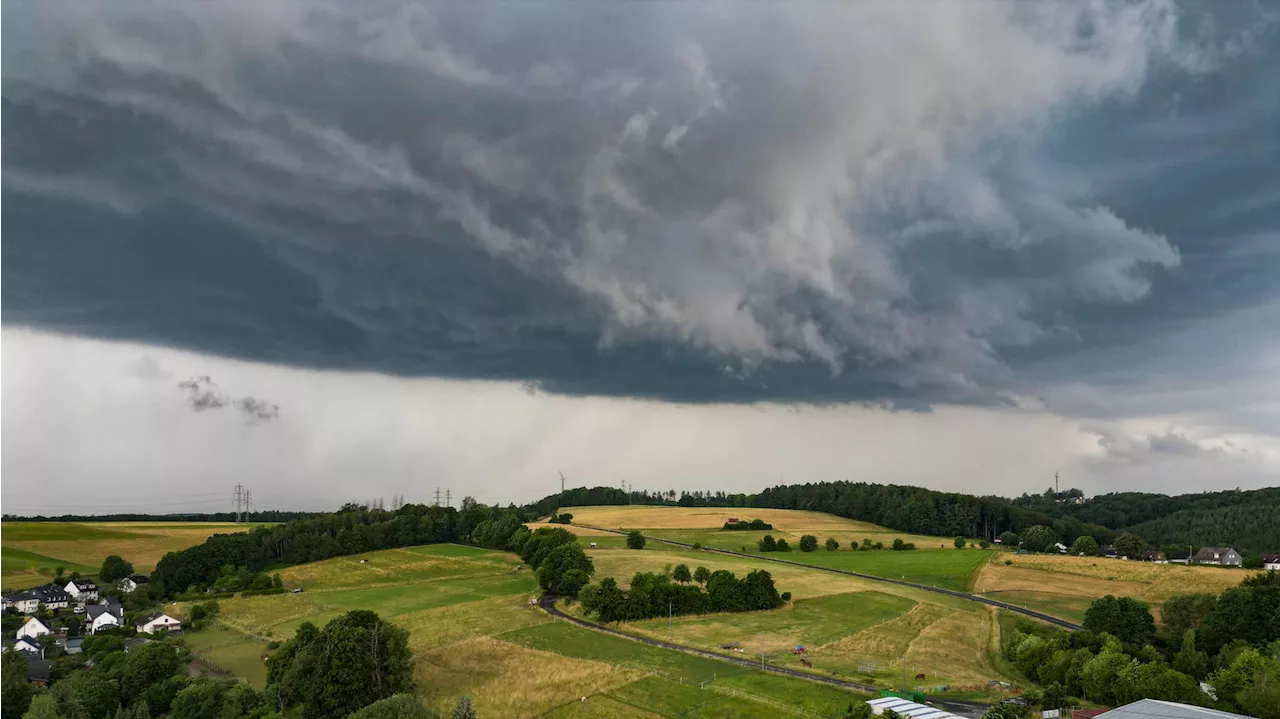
{"left": 561, "top": 505, "right": 876, "bottom": 531}
{"left": 977, "top": 554, "right": 1247, "bottom": 602}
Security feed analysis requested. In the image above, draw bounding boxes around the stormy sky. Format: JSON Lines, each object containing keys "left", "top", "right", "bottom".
{"left": 3, "top": 1, "right": 1278, "bottom": 513}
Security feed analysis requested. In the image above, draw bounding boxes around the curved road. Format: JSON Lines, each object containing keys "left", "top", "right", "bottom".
{"left": 537, "top": 593, "right": 989, "bottom": 716}
{"left": 576, "top": 523, "right": 1082, "bottom": 631}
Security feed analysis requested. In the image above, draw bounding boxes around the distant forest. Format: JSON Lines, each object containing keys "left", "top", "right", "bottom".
{"left": 8, "top": 481, "right": 1279, "bottom": 554}
{"left": 534, "top": 482, "right": 1280, "bottom": 552}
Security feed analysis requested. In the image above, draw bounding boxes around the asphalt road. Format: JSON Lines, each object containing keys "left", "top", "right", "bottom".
{"left": 576, "top": 523, "right": 1082, "bottom": 631}
{"left": 537, "top": 592, "right": 990, "bottom": 717}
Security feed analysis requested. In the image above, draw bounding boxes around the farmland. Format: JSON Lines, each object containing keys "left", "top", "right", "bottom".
{"left": 0, "top": 521, "right": 266, "bottom": 589}
{"left": 34, "top": 504, "right": 1256, "bottom": 716}
{"left": 183, "top": 541, "right": 887, "bottom": 717}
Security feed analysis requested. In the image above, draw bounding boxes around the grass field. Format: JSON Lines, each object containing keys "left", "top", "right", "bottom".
{"left": 973, "top": 553, "right": 1249, "bottom": 622}
{"left": 1, "top": 521, "right": 266, "bottom": 588}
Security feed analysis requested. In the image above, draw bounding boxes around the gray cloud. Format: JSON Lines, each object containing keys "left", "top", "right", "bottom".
{"left": 178, "top": 375, "right": 279, "bottom": 421}
{"left": 2, "top": 1, "right": 1278, "bottom": 407}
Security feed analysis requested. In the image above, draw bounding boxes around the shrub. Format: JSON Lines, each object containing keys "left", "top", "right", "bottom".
{"left": 954, "top": 537, "right": 967, "bottom": 549}
{"left": 781, "top": 591, "right": 792, "bottom": 602}
{"left": 825, "top": 538, "right": 839, "bottom": 551}
{"left": 626, "top": 530, "right": 646, "bottom": 550}
{"left": 758, "top": 535, "right": 778, "bottom": 552}
{"left": 775, "top": 539, "right": 792, "bottom": 552}
{"left": 799, "top": 535, "right": 819, "bottom": 552}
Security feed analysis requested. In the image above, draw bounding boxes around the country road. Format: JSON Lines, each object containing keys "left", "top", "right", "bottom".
{"left": 575, "top": 523, "right": 1083, "bottom": 631}
{"left": 537, "top": 593, "right": 990, "bottom": 718}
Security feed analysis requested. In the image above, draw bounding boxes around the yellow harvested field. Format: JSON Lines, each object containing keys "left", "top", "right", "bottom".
{"left": 3, "top": 523, "right": 259, "bottom": 574}
{"left": 907, "top": 608, "right": 995, "bottom": 685}
{"left": 526, "top": 522, "right": 618, "bottom": 536}
{"left": 588, "top": 547, "right": 926, "bottom": 604}
{"left": 277, "top": 547, "right": 508, "bottom": 590}
{"left": 415, "top": 636, "right": 643, "bottom": 718}
{"left": 564, "top": 505, "right": 877, "bottom": 531}
{"left": 820, "top": 602, "right": 952, "bottom": 660}
{"left": 974, "top": 562, "right": 1147, "bottom": 599}
{"left": 982, "top": 555, "right": 1247, "bottom": 603}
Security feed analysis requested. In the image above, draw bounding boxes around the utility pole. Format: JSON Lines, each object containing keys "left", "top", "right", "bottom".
{"left": 232, "top": 484, "right": 245, "bottom": 523}
{"left": 434, "top": 488, "right": 441, "bottom": 507}
{"left": 446, "top": 489, "right": 451, "bottom": 509}
{"left": 245, "top": 490, "right": 252, "bottom": 520}
{"left": 1055, "top": 471, "right": 1060, "bottom": 497}
{"left": 760, "top": 633, "right": 765, "bottom": 671}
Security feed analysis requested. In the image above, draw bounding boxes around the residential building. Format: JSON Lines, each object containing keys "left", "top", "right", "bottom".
{"left": 1096, "top": 698, "right": 1249, "bottom": 719}
{"left": 1143, "top": 550, "right": 1168, "bottom": 564}
{"left": 2, "top": 590, "right": 40, "bottom": 615}
{"left": 119, "top": 574, "right": 151, "bottom": 593}
{"left": 136, "top": 612, "right": 183, "bottom": 634}
{"left": 1099, "top": 545, "right": 1119, "bottom": 558}
{"left": 65, "top": 578, "right": 100, "bottom": 601}
{"left": 14, "top": 636, "right": 45, "bottom": 659}
{"left": 27, "top": 584, "right": 72, "bottom": 611}
{"left": 16, "top": 617, "right": 52, "bottom": 642}
{"left": 87, "top": 598, "right": 125, "bottom": 634}
{"left": 1192, "top": 547, "right": 1242, "bottom": 567}
{"left": 1262, "top": 554, "right": 1280, "bottom": 571}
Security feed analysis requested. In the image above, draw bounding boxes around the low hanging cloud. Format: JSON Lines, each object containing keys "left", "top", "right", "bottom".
{"left": 178, "top": 376, "right": 279, "bottom": 421}
{"left": 2, "top": 1, "right": 1277, "bottom": 406}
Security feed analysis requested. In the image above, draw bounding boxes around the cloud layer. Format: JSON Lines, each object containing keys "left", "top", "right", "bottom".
{"left": 2, "top": 1, "right": 1278, "bottom": 409}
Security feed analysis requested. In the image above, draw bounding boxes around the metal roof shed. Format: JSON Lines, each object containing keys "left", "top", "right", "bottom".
{"left": 866, "top": 697, "right": 963, "bottom": 719}
{"left": 1098, "top": 700, "right": 1251, "bottom": 719}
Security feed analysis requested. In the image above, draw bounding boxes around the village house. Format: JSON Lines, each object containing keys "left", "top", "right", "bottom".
{"left": 14, "top": 636, "right": 46, "bottom": 659}
{"left": 2, "top": 590, "right": 41, "bottom": 615}
{"left": 136, "top": 612, "right": 183, "bottom": 635}
{"left": 1100, "top": 545, "right": 1119, "bottom": 559}
{"left": 15, "top": 616, "right": 52, "bottom": 642}
{"left": 1262, "top": 554, "right": 1280, "bottom": 571}
{"left": 119, "top": 574, "right": 150, "bottom": 593}
{"left": 87, "top": 598, "right": 125, "bottom": 634}
{"left": 1143, "top": 550, "right": 1169, "bottom": 564}
{"left": 65, "top": 578, "right": 100, "bottom": 601}
{"left": 1192, "top": 547, "right": 1242, "bottom": 567}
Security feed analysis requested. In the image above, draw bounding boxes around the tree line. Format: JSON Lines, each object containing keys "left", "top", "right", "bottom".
{"left": 579, "top": 566, "right": 785, "bottom": 623}
{"left": 1000, "top": 571, "right": 1280, "bottom": 718}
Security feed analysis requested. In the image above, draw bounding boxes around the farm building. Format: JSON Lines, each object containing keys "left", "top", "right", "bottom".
{"left": 1192, "top": 547, "right": 1241, "bottom": 567}
{"left": 865, "top": 696, "right": 964, "bottom": 719}
{"left": 1096, "top": 699, "right": 1250, "bottom": 719}
{"left": 1262, "top": 554, "right": 1280, "bottom": 571}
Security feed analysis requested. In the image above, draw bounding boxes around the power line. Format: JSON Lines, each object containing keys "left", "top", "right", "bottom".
{"left": 445, "top": 489, "right": 451, "bottom": 509}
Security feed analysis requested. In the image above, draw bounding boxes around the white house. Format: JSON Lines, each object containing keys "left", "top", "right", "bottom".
{"left": 1262, "top": 554, "right": 1280, "bottom": 571}
{"left": 1192, "top": 547, "right": 1242, "bottom": 567}
{"left": 1053, "top": 542, "right": 1069, "bottom": 554}
{"left": 14, "top": 636, "right": 45, "bottom": 659}
{"left": 31, "top": 585, "right": 71, "bottom": 611}
{"left": 16, "top": 617, "right": 52, "bottom": 641}
{"left": 2, "top": 591, "right": 41, "bottom": 615}
{"left": 119, "top": 575, "right": 150, "bottom": 594}
{"left": 136, "top": 612, "right": 183, "bottom": 634}
{"left": 87, "top": 600, "right": 125, "bottom": 634}
{"left": 65, "top": 578, "right": 99, "bottom": 601}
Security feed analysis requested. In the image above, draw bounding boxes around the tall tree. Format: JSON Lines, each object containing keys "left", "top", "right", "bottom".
{"left": 100, "top": 555, "right": 134, "bottom": 583}
{"left": 2, "top": 652, "right": 33, "bottom": 719}
{"left": 1083, "top": 595, "right": 1156, "bottom": 646}
{"left": 626, "top": 530, "right": 646, "bottom": 550}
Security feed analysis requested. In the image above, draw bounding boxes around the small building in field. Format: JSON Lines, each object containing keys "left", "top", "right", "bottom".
{"left": 865, "top": 696, "right": 964, "bottom": 719}
{"left": 1143, "top": 550, "right": 1168, "bottom": 564}
{"left": 1261, "top": 555, "right": 1280, "bottom": 571}
{"left": 1053, "top": 542, "right": 1069, "bottom": 554}
{"left": 119, "top": 575, "right": 150, "bottom": 593}
{"left": 136, "top": 612, "right": 183, "bottom": 634}
{"left": 1192, "top": 547, "right": 1242, "bottom": 567}
{"left": 65, "top": 578, "right": 100, "bottom": 601}
{"left": 1099, "top": 545, "right": 1119, "bottom": 558}
{"left": 16, "top": 616, "right": 52, "bottom": 642}
{"left": 726, "top": 518, "right": 739, "bottom": 525}
{"left": 1095, "top": 698, "right": 1250, "bottom": 719}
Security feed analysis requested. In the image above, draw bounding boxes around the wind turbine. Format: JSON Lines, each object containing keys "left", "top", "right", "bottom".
{"left": 559, "top": 471, "right": 568, "bottom": 494}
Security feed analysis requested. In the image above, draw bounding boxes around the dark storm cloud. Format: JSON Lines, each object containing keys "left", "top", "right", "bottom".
{"left": 178, "top": 375, "right": 279, "bottom": 420}
{"left": 3, "top": 1, "right": 1278, "bottom": 405}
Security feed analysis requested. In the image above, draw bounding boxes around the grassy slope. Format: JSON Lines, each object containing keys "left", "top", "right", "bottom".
{"left": 187, "top": 542, "right": 874, "bottom": 717}
{"left": 1, "top": 521, "right": 266, "bottom": 588}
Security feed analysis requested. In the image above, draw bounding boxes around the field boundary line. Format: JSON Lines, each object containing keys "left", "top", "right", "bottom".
{"left": 574, "top": 523, "right": 1081, "bottom": 630}
{"left": 537, "top": 593, "right": 988, "bottom": 716}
